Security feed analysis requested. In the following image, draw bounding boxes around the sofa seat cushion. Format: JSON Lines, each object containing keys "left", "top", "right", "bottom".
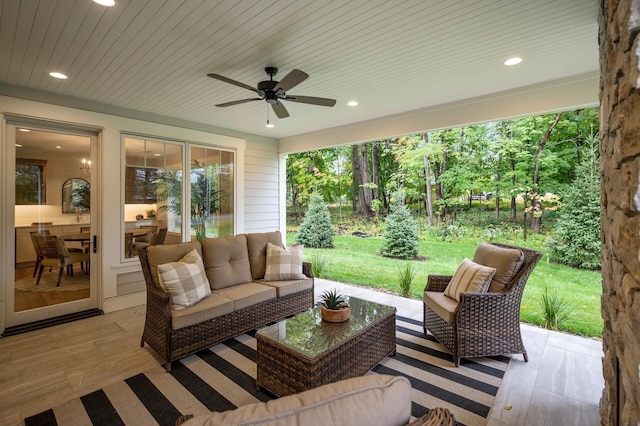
{"left": 182, "top": 374, "right": 411, "bottom": 426}
{"left": 246, "top": 231, "right": 284, "bottom": 280}
{"left": 212, "top": 282, "right": 277, "bottom": 310}
{"left": 472, "top": 243, "right": 524, "bottom": 292}
{"left": 147, "top": 241, "right": 202, "bottom": 288}
{"left": 424, "top": 291, "right": 458, "bottom": 324}
{"left": 257, "top": 276, "right": 313, "bottom": 297}
{"left": 201, "top": 235, "right": 253, "bottom": 289}
{"left": 171, "top": 293, "right": 234, "bottom": 330}
{"left": 264, "top": 242, "right": 307, "bottom": 281}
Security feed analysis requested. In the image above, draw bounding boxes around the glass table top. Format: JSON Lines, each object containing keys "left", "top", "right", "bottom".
{"left": 256, "top": 296, "right": 396, "bottom": 359}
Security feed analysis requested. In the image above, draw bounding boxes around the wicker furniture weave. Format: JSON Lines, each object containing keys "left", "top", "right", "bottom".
{"left": 138, "top": 247, "right": 314, "bottom": 372}
{"left": 256, "top": 296, "right": 396, "bottom": 397}
{"left": 423, "top": 243, "right": 542, "bottom": 366}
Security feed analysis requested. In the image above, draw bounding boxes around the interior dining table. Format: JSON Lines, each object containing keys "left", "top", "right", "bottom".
{"left": 63, "top": 228, "right": 150, "bottom": 242}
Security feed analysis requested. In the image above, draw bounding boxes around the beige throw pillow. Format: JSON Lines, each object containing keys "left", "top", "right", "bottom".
{"left": 263, "top": 243, "right": 307, "bottom": 281}
{"left": 157, "top": 249, "right": 211, "bottom": 310}
{"left": 444, "top": 258, "right": 496, "bottom": 302}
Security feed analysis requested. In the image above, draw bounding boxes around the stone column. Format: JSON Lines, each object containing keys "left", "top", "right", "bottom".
{"left": 599, "top": 0, "right": 640, "bottom": 424}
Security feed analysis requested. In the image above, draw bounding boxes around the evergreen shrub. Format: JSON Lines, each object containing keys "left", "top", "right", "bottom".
{"left": 295, "top": 194, "right": 335, "bottom": 248}
{"left": 380, "top": 202, "right": 419, "bottom": 259}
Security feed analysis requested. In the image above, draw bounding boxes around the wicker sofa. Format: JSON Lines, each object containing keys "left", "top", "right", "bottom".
{"left": 138, "top": 231, "right": 314, "bottom": 371}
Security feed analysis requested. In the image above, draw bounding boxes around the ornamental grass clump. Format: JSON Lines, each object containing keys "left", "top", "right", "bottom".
{"left": 539, "top": 286, "right": 574, "bottom": 330}
{"left": 397, "top": 262, "right": 417, "bottom": 297}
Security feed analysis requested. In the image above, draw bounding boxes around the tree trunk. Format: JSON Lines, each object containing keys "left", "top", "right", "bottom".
{"left": 421, "top": 133, "right": 434, "bottom": 227}
{"left": 531, "top": 112, "right": 563, "bottom": 233}
{"left": 353, "top": 144, "right": 373, "bottom": 216}
{"left": 351, "top": 145, "right": 359, "bottom": 211}
{"left": 372, "top": 141, "right": 381, "bottom": 216}
{"left": 494, "top": 155, "right": 501, "bottom": 220}
{"left": 510, "top": 156, "right": 517, "bottom": 223}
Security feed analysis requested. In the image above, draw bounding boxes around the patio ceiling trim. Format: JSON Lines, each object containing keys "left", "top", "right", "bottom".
{"left": 278, "top": 71, "right": 599, "bottom": 154}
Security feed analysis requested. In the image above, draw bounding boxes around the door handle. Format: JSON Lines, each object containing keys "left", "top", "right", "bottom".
{"left": 93, "top": 235, "right": 97, "bottom": 253}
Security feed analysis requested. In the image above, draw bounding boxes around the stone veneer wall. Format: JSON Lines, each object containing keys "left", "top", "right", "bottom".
{"left": 599, "top": 0, "right": 640, "bottom": 424}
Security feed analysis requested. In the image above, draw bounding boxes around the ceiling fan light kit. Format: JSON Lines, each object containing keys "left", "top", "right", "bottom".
{"left": 208, "top": 67, "right": 337, "bottom": 120}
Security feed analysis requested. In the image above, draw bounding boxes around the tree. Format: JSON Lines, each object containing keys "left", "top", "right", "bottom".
{"left": 295, "top": 194, "right": 335, "bottom": 248}
{"left": 379, "top": 199, "right": 420, "bottom": 259}
{"left": 352, "top": 143, "right": 373, "bottom": 216}
{"left": 547, "top": 133, "right": 601, "bottom": 269}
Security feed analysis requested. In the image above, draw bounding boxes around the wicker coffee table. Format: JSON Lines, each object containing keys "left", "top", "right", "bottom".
{"left": 256, "top": 296, "right": 396, "bottom": 397}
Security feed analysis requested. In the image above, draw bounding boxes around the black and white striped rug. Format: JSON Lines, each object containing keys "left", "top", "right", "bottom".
{"left": 25, "top": 316, "right": 509, "bottom": 426}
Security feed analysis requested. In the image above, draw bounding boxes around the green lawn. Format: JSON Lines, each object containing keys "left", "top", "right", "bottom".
{"left": 288, "top": 232, "right": 603, "bottom": 338}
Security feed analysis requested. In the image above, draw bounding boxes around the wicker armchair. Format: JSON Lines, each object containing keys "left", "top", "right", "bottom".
{"left": 423, "top": 243, "right": 542, "bottom": 366}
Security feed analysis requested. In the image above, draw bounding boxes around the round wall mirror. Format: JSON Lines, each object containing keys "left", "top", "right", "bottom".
{"left": 62, "top": 178, "right": 90, "bottom": 213}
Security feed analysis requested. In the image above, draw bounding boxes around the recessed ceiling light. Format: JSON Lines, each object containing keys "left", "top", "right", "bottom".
{"left": 55, "top": 146, "right": 62, "bottom": 149}
{"left": 15, "top": 144, "right": 23, "bottom": 148}
{"left": 49, "top": 71, "right": 68, "bottom": 79}
{"left": 18, "top": 128, "right": 30, "bottom": 132}
{"left": 153, "top": 153, "right": 162, "bottom": 157}
{"left": 347, "top": 101, "right": 359, "bottom": 107}
{"left": 93, "top": 0, "right": 115, "bottom": 6}
{"left": 504, "top": 57, "right": 522, "bottom": 66}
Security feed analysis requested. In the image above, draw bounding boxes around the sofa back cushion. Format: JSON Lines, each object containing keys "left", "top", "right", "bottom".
{"left": 146, "top": 241, "right": 202, "bottom": 288}
{"left": 245, "top": 231, "right": 284, "bottom": 280}
{"left": 201, "top": 234, "right": 252, "bottom": 289}
{"left": 472, "top": 243, "right": 524, "bottom": 292}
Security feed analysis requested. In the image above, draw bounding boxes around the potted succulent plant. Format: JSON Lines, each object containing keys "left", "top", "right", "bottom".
{"left": 319, "top": 289, "right": 350, "bottom": 322}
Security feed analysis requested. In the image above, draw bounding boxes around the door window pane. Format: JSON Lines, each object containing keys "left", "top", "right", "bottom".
{"left": 190, "top": 146, "right": 234, "bottom": 240}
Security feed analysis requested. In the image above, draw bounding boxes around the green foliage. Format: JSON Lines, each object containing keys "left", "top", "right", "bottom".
{"left": 309, "top": 251, "right": 328, "bottom": 278}
{"left": 539, "top": 286, "right": 574, "bottom": 330}
{"left": 397, "top": 262, "right": 417, "bottom": 297}
{"left": 380, "top": 202, "right": 420, "bottom": 259}
{"left": 546, "top": 134, "right": 601, "bottom": 269}
{"left": 295, "top": 194, "right": 335, "bottom": 248}
{"left": 318, "top": 289, "right": 349, "bottom": 310}
{"left": 427, "top": 223, "right": 467, "bottom": 242}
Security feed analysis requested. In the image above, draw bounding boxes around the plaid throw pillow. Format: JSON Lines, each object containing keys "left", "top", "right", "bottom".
{"left": 263, "top": 242, "right": 307, "bottom": 281}
{"left": 157, "top": 249, "right": 211, "bottom": 310}
{"left": 444, "top": 258, "right": 496, "bottom": 302}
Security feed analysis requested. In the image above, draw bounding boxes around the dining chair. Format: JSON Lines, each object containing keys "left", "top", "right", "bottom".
{"left": 29, "top": 229, "right": 51, "bottom": 278}
{"left": 34, "top": 235, "right": 90, "bottom": 286}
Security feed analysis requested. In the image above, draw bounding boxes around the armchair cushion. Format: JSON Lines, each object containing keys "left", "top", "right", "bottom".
{"left": 472, "top": 243, "right": 524, "bottom": 292}
{"left": 423, "top": 291, "right": 458, "bottom": 323}
{"left": 157, "top": 249, "right": 211, "bottom": 310}
{"left": 263, "top": 242, "right": 307, "bottom": 281}
{"left": 444, "top": 258, "right": 495, "bottom": 302}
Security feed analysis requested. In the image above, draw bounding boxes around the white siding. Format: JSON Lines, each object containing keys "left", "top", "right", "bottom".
{"left": 243, "top": 139, "right": 281, "bottom": 233}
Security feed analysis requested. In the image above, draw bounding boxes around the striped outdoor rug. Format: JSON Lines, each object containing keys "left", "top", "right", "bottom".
{"left": 25, "top": 316, "right": 510, "bottom": 426}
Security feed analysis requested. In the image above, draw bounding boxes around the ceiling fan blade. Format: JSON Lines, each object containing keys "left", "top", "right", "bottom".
{"left": 215, "top": 98, "right": 262, "bottom": 107}
{"left": 271, "top": 101, "right": 290, "bottom": 118}
{"left": 207, "top": 73, "right": 261, "bottom": 94}
{"left": 273, "top": 69, "right": 308, "bottom": 92}
{"left": 284, "top": 95, "right": 337, "bottom": 107}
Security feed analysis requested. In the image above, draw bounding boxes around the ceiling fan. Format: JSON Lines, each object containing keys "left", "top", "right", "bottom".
{"left": 207, "top": 67, "right": 336, "bottom": 119}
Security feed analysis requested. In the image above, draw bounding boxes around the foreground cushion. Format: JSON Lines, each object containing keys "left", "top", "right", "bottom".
{"left": 246, "top": 231, "right": 284, "bottom": 280}
{"left": 472, "top": 243, "right": 524, "bottom": 292}
{"left": 444, "top": 258, "right": 495, "bottom": 302}
{"left": 157, "top": 249, "right": 211, "bottom": 310}
{"left": 182, "top": 374, "right": 411, "bottom": 426}
{"left": 263, "top": 242, "right": 307, "bottom": 281}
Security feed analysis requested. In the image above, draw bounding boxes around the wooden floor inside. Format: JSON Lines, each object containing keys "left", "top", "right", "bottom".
{"left": 13, "top": 265, "right": 89, "bottom": 312}
{"left": 0, "top": 279, "right": 603, "bottom": 426}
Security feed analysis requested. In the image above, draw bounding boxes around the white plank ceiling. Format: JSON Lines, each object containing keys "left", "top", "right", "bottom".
{"left": 0, "top": 0, "right": 598, "bottom": 139}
